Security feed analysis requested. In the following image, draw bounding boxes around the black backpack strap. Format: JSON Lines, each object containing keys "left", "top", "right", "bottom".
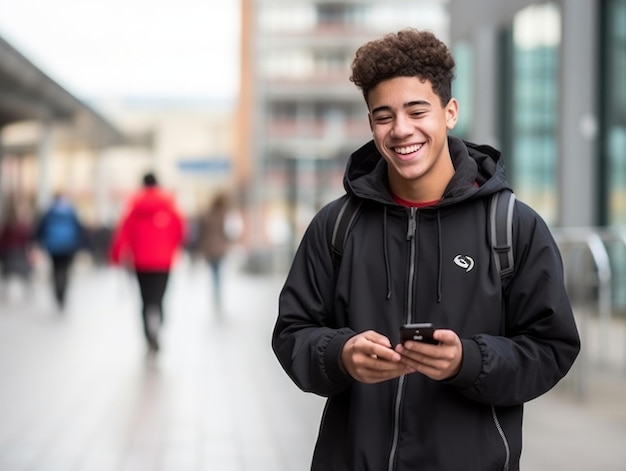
{"left": 490, "top": 190, "right": 516, "bottom": 277}
{"left": 331, "top": 196, "right": 362, "bottom": 274}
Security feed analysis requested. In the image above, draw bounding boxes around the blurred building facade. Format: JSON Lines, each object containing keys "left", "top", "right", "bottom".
{"left": 0, "top": 31, "right": 239, "bottom": 235}
{"left": 0, "top": 34, "right": 131, "bottom": 224}
{"left": 238, "top": 0, "right": 449, "bottom": 255}
{"left": 237, "top": 0, "right": 626, "bottom": 311}
{"left": 92, "top": 98, "right": 237, "bottom": 226}
{"left": 448, "top": 0, "right": 626, "bottom": 310}
{"left": 449, "top": 0, "right": 626, "bottom": 229}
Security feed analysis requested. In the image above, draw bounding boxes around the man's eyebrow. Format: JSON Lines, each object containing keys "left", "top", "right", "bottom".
{"left": 370, "top": 105, "right": 392, "bottom": 115}
{"left": 405, "top": 100, "right": 431, "bottom": 108}
{"left": 370, "top": 100, "right": 431, "bottom": 115}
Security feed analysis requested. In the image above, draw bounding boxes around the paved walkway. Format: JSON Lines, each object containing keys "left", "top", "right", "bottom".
{"left": 0, "top": 252, "right": 624, "bottom": 470}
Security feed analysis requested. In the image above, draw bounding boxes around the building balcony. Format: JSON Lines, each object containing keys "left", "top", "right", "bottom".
{"left": 265, "top": 119, "right": 367, "bottom": 139}
{"left": 263, "top": 118, "right": 370, "bottom": 160}
{"left": 262, "top": 77, "right": 360, "bottom": 100}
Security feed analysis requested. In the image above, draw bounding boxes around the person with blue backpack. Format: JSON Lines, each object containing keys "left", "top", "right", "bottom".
{"left": 35, "top": 192, "right": 86, "bottom": 310}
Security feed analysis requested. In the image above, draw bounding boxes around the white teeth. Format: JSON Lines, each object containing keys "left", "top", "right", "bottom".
{"left": 395, "top": 144, "right": 423, "bottom": 155}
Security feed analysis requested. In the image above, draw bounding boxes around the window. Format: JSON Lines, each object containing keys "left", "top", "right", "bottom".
{"left": 600, "top": 0, "right": 626, "bottom": 310}
{"left": 317, "top": 4, "right": 347, "bottom": 26}
{"left": 504, "top": 3, "right": 561, "bottom": 223}
{"left": 601, "top": 0, "right": 626, "bottom": 225}
{"left": 451, "top": 41, "right": 473, "bottom": 140}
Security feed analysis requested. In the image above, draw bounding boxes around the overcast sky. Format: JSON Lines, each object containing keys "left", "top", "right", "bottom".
{"left": 0, "top": 0, "right": 241, "bottom": 102}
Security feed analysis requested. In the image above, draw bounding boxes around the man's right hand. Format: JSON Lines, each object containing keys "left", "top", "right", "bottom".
{"left": 340, "top": 330, "right": 415, "bottom": 384}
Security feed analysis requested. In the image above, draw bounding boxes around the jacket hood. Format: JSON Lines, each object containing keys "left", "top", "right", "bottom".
{"left": 343, "top": 135, "right": 512, "bottom": 206}
{"left": 130, "top": 188, "right": 174, "bottom": 213}
{"left": 110, "top": 187, "right": 184, "bottom": 270}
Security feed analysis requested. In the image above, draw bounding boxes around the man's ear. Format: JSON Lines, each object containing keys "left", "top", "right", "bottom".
{"left": 445, "top": 98, "right": 459, "bottom": 130}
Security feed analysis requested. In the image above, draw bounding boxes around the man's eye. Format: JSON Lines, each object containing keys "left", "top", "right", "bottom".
{"left": 374, "top": 116, "right": 392, "bottom": 123}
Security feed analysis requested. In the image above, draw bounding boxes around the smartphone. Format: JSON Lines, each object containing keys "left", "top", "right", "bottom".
{"left": 400, "top": 323, "right": 438, "bottom": 345}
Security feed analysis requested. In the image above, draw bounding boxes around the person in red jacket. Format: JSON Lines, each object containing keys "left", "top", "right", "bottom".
{"left": 110, "top": 172, "right": 185, "bottom": 353}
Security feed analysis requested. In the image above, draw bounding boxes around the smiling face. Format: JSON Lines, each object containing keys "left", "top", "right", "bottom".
{"left": 367, "top": 76, "right": 459, "bottom": 202}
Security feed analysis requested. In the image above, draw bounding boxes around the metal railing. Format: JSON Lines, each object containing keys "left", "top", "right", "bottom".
{"left": 551, "top": 226, "right": 626, "bottom": 399}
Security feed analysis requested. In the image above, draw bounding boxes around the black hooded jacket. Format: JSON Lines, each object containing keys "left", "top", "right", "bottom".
{"left": 272, "top": 136, "right": 580, "bottom": 471}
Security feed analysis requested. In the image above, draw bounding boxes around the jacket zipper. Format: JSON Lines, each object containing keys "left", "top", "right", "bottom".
{"left": 387, "top": 208, "right": 418, "bottom": 471}
{"left": 491, "top": 406, "right": 511, "bottom": 471}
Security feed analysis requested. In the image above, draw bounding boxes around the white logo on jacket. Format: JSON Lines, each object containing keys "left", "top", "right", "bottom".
{"left": 453, "top": 255, "right": 475, "bottom": 272}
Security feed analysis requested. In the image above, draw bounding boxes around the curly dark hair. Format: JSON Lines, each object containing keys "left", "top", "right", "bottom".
{"left": 350, "top": 28, "right": 455, "bottom": 106}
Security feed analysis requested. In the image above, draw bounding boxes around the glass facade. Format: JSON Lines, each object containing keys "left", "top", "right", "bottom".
{"left": 451, "top": 1, "right": 626, "bottom": 311}
{"left": 451, "top": 42, "right": 473, "bottom": 140}
{"left": 452, "top": 5, "right": 561, "bottom": 224}
{"left": 600, "top": 0, "right": 626, "bottom": 311}
{"left": 507, "top": 3, "right": 561, "bottom": 224}
{"left": 601, "top": 0, "right": 626, "bottom": 226}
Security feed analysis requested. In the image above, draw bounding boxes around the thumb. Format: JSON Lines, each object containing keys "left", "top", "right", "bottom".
{"left": 433, "top": 329, "right": 459, "bottom": 345}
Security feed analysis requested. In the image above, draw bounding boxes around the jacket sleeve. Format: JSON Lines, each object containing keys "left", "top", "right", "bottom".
{"left": 109, "top": 208, "right": 132, "bottom": 265}
{"left": 448, "top": 201, "right": 581, "bottom": 406}
{"left": 271, "top": 201, "right": 356, "bottom": 397}
{"left": 172, "top": 203, "right": 186, "bottom": 247}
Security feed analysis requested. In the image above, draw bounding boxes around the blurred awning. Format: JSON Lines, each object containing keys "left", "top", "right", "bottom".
{"left": 0, "top": 34, "right": 128, "bottom": 149}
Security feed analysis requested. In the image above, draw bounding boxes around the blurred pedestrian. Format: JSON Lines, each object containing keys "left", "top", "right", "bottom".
{"left": 109, "top": 172, "right": 185, "bottom": 353}
{"left": 197, "top": 191, "right": 231, "bottom": 314}
{"left": 0, "top": 196, "right": 34, "bottom": 293}
{"left": 86, "top": 223, "right": 114, "bottom": 268}
{"left": 35, "top": 192, "right": 87, "bottom": 310}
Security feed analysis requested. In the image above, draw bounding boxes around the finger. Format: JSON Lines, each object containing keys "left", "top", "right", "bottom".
{"left": 362, "top": 330, "right": 393, "bottom": 348}
{"left": 395, "top": 341, "right": 437, "bottom": 356}
{"left": 401, "top": 348, "right": 460, "bottom": 379}
{"left": 360, "top": 361, "right": 414, "bottom": 383}
{"left": 395, "top": 346, "right": 439, "bottom": 368}
{"left": 397, "top": 352, "right": 443, "bottom": 374}
{"left": 432, "top": 329, "right": 458, "bottom": 345}
{"left": 371, "top": 343, "right": 401, "bottom": 362}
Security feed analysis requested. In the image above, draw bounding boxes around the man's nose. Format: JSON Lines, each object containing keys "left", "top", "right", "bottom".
{"left": 391, "top": 114, "right": 413, "bottom": 138}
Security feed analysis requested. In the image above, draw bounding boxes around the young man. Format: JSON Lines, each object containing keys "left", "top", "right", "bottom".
{"left": 272, "top": 29, "right": 580, "bottom": 471}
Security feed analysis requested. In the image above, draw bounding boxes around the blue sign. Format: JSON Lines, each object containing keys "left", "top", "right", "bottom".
{"left": 177, "top": 157, "right": 231, "bottom": 174}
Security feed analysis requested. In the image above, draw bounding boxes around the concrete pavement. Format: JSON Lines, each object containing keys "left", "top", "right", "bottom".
{"left": 0, "top": 251, "right": 624, "bottom": 470}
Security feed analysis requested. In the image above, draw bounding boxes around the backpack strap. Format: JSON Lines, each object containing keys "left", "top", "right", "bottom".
{"left": 490, "top": 190, "right": 516, "bottom": 277}
{"left": 331, "top": 196, "right": 362, "bottom": 274}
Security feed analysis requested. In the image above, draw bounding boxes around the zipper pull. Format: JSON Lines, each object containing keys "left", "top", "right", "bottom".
{"left": 406, "top": 208, "right": 416, "bottom": 240}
